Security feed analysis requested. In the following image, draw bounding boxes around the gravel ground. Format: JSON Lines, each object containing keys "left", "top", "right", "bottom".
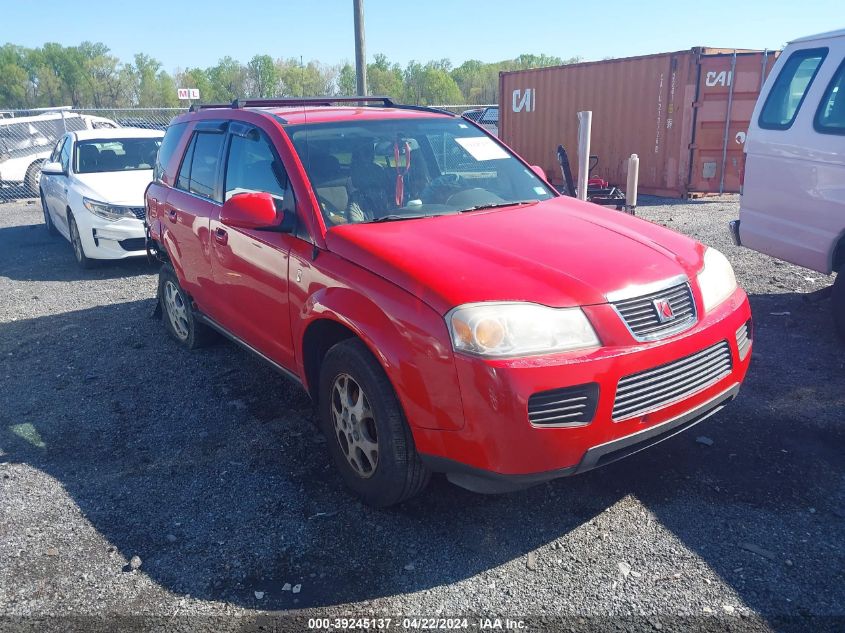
{"left": 0, "top": 195, "right": 843, "bottom": 632}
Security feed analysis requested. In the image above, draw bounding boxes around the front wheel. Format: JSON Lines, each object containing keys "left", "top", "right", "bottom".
{"left": 68, "top": 212, "right": 94, "bottom": 269}
{"left": 318, "top": 338, "right": 430, "bottom": 507}
{"left": 833, "top": 269, "right": 845, "bottom": 342}
{"left": 41, "top": 194, "right": 57, "bottom": 236}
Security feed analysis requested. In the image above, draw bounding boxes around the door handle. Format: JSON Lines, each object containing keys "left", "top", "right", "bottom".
{"left": 167, "top": 209, "right": 177, "bottom": 223}
{"left": 214, "top": 227, "right": 228, "bottom": 245}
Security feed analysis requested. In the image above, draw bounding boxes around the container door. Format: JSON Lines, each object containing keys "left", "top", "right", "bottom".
{"left": 687, "top": 51, "right": 776, "bottom": 194}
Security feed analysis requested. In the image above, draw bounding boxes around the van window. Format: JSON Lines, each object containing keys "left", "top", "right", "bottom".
{"left": 759, "top": 48, "right": 827, "bottom": 130}
{"left": 815, "top": 60, "right": 845, "bottom": 135}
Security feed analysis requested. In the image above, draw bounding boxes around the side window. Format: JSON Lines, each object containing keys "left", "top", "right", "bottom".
{"left": 155, "top": 122, "right": 188, "bottom": 182}
{"left": 759, "top": 48, "right": 827, "bottom": 130}
{"left": 176, "top": 131, "right": 225, "bottom": 200}
{"left": 224, "top": 128, "right": 288, "bottom": 201}
{"left": 815, "top": 59, "right": 845, "bottom": 135}
{"left": 60, "top": 138, "right": 72, "bottom": 173}
{"left": 49, "top": 137, "right": 66, "bottom": 163}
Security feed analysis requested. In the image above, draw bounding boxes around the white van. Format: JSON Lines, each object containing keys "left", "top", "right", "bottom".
{"left": 732, "top": 28, "right": 845, "bottom": 338}
{"left": 0, "top": 110, "right": 118, "bottom": 195}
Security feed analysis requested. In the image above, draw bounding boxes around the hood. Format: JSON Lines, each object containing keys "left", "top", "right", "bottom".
{"left": 73, "top": 170, "right": 154, "bottom": 206}
{"left": 325, "top": 197, "right": 706, "bottom": 314}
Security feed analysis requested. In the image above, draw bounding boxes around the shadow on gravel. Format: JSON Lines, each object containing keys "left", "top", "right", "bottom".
{"left": 0, "top": 221, "right": 158, "bottom": 281}
{"left": 0, "top": 289, "right": 842, "bottom": 620}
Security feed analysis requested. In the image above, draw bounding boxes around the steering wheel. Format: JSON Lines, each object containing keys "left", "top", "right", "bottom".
{"left": 421, "top": 173, "right": 469, "bottom": 204}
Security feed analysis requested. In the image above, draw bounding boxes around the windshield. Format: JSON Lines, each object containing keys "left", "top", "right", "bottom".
{"left": 286, "top": 117, "right": 555, "bottom": 226}
{"left": 74, "top": 137, "right": 161, "bottom": 174}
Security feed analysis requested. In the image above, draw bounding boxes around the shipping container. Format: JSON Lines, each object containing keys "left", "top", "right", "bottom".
{"left": 499, "top": 47, "right": 778, "bottom": 198}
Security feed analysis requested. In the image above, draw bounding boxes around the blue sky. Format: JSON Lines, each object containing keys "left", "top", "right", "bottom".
{"left": 5, "top": 0, "right": 841, "bottom": 71}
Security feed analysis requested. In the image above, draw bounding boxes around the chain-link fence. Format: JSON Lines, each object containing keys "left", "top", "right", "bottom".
{"left": 0, "top": 108, "right": 184, "bottom": 201}
{"left": 0, "top": 104, "right": 497, "bottom": 202}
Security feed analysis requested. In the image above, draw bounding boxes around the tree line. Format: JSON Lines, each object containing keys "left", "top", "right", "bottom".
{"left": 0, "top": 42, "right": 579, "bottom": 109}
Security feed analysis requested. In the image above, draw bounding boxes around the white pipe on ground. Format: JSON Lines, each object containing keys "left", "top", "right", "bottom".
{"left": 576, "top": 111, "right": 591, "bottom": 201}
{"left": 626, "top": 153, "right": 639, "bottom": 213}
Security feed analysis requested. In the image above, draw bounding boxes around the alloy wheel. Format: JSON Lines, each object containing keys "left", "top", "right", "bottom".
{"left": 163, "top": 280, "right": 190, "bottom": 341}
{"left": 69, "top": 219, "right": 83, "bottom": 262}
{"left": 331, "top": 373, "right": 379, "bottom": 478}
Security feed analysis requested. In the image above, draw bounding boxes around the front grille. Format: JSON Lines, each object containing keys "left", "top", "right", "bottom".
{"left": 528, "top": 383, "right": 599, "bottom": 427}
{"left": 736, "top": 320, "right": 752, "bottom": 360}
{"left": 612, "top": 282, "right": 696, "bottom": 341}
{"left": 612, "top": 340, "right": 732, "bottom": 421}
{"left": 128, "top": 206, "right": 145, "bottom": 221}
{"left": 118, "top": 238, "right": 146, "bottom": 252}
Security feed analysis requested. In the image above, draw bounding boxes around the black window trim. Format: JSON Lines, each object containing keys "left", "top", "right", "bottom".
{"left": 814, "top": 57, "right": 845, "bottom": 136}
{"left": 758, "top": 47, "right": 828, "bottom": 131}
{"left": 175, "top": 122, "right": 228, "bottom": 203}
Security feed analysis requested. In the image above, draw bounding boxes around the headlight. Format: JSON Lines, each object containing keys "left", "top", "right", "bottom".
{"left": 83, "top": 197, "right": 136, "bottom": 221}
{"left": 697, "top": 247, "right": 738, "bottom": 313}
{"left": 447, "top": 302, "right": 600, "bottom": 358}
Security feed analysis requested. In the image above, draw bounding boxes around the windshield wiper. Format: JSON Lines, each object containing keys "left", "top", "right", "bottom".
{"left": 368, "top": 214, "right": 428, "bottom": 223}
{"left": 459, "top": 200, "right": 538, "bottom": 213}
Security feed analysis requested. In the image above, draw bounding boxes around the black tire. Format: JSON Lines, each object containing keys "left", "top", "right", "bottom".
{"left": 67, "top": 211, "right": 95, "bottom": 269}
{"left": 833, "top": 269, "right": 845, "bottom": 342}
{"left": 41, "top": 193, "right": 57, "bottom": 236}
{"left": 24, "top": 161, "right": 42, "bottom": 197}
{"left": 158, "top": 263, "right": 217, "bottom": 349}
{"left": 318, "top": 338, "right": 430, "bottom": 507}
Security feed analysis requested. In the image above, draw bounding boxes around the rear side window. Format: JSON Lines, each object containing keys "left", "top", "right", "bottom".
{"left": 175, "top": 131, "right": 225, "bottom": 200}
{"left": 815, "top": 60, "right": 845, "bottom": 135}
{"left": 155, "top": 122, "right": 187, "bottom": 181}
{"left": 759, "top": 48, "right": 827, "bottom": 130}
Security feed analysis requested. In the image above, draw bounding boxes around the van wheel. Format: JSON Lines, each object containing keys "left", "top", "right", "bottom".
{"left": 25, "top": 161, "right": 43, "bottom": 197}
{"left": 318, "top": 338, "right": 430, "bottom": 507}
{"left": 833, "top": 269, "right": 845, "bottom": 342}
{"left": 158, "top": 264, "right": 217, "bottom": 349}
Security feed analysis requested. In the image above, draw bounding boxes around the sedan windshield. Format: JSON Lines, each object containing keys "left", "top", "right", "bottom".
{"left": 286, "top": 117, "right": 555, "bottom": 226}
{"left": 74, "top": 138, "right": 162, "bottom": 174}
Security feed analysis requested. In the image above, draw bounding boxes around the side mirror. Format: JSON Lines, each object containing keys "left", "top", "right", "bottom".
{"left": 41, "top": 160, "right": 65, "bottom": 176}
{"left": 220, "top": 192, "right": 280, "bottom": 230}
{"left": 530, "top": 165, "right": 547, "bottom": 181}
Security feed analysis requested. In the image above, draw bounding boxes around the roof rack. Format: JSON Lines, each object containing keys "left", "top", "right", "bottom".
{"left": 189, "top": 96, "right": 455, "bottom": 117}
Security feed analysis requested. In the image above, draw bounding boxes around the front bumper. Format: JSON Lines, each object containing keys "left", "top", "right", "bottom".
{"left": 413, "top": 287, "right": 752, "bottom": 489}
{"left": 76, "top": 211, "right": 147, "bottom": 260}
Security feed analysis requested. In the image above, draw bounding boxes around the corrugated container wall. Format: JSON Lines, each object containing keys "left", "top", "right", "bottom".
{"left": 499, "top": 48, "right": 778, "bottom": 197}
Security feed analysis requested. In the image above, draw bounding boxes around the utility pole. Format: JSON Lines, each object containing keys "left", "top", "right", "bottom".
{"left": 353, "top": 0, "right": 368, "bottom": 96}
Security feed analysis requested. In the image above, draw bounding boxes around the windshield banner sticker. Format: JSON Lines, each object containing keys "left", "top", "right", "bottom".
{"left": 455, "top": 136, "right": 509, "bottom": 161}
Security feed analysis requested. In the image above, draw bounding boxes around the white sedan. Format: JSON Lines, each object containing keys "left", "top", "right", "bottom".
{"left": 39, "top": 128, "right": 164, "bottom": 268}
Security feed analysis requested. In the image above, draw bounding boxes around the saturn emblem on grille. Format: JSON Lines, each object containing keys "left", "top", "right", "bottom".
{"left": 653, "top": 298, "right": 675, "bottom": 323}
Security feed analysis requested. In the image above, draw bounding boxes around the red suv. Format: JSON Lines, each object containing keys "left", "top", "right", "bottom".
{"left": 146, "top": 97, "right": 752, "bottom": 507}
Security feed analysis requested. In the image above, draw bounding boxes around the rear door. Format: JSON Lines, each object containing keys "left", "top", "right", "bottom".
{"left": 207, "top": 121, "right": 296, "bottom": 368}
{"left": 161, "top": 121, "right": 227, "bottom": 309}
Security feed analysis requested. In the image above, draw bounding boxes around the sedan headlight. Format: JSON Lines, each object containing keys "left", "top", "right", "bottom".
{"left": 447, "top": 302, "right": 600, "bottom": 358}
{"left": 697, "top": 247, "right": 738, "bottom": 313}
{"left": 83, "top": 197, "right": 136, "bottom": 221}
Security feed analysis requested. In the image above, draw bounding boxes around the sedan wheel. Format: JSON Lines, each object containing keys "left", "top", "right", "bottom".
{"left": 68, "top": 213, "right": 94, "bottom": 269}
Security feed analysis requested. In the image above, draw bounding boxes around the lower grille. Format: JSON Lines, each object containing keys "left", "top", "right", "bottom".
{"left": 118, "top": 238, "right": 146, "bottom": 252}
{"left": 528, "top": 383, "right": 599, "bottom": 427}
{"left": 736, "top": 320, "right": 752, "bottom": 360}
{"left": 612, "top": 341, "right": 732, "bottom": 421}
{"left": 129, "top": 206, "right": 146, "bottom": 221}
